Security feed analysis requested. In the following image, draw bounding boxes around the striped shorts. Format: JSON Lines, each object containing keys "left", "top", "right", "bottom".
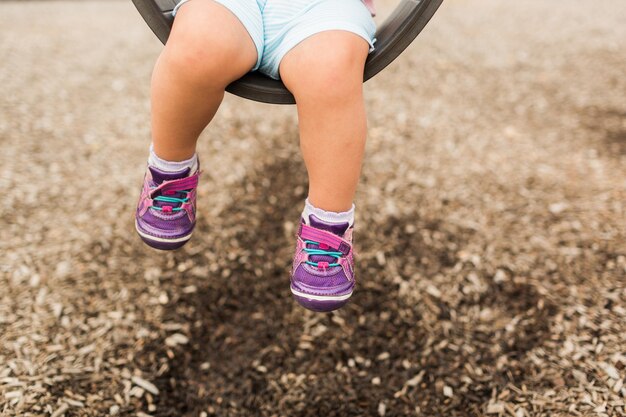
{"left": 173, "top": 0, "right": 376, "bottom": 80}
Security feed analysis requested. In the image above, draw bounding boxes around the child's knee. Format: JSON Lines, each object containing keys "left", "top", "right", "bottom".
{"left": 165, "top": 1, "right": 256, "bottom": 85}
{"left": 282, "top": 33, "right": 369, "bottom": 101}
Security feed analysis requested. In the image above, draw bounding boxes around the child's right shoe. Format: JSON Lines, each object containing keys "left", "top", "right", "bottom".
{"left": 135, "top": 166, "right": 199, "bottom": 250}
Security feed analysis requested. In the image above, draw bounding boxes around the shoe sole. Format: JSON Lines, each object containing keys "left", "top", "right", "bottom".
{"left": 290, "top": 286, "right": 353, "bottom": 312}
{"left": 135, "top": 220, "right": 192, "bottom": 251}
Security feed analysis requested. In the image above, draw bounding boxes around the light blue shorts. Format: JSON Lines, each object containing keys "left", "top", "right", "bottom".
{"left": 173, "top": 0, "right": 376, "bottom": 80}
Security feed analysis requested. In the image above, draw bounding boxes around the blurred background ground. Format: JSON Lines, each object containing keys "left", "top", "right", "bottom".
{"left": 1, "top": 0, "right": 625, "bottom": 416}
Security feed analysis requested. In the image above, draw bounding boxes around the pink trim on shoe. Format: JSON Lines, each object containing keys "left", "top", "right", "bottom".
{"left": 138, "top": 185, "right": 152, "bottom": 216}
{"left": 298, "top": 223, "right": 352, "bottom": 255}
{"left": 181, "top": 201, "right": 195, "bottom": 222}
{"left": 292, "top": 237, "right": 308, "bottom": 272}
{"left": 148, "top": 173, "right": 199, "bottom": 199}
{"left": 338, "top": 253, "right": 354, "bottom": 280}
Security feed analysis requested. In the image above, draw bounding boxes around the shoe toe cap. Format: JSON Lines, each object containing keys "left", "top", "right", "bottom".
{"left": 291, "top": 265, "right": 354, "bottom": 297}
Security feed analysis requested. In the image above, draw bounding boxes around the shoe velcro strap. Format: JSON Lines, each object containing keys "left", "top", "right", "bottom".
{"left": 299, "top": 223, "right": 351, "bottom": 256}
{"left": 150, "top": 173, "right": 199, "bottom": 198}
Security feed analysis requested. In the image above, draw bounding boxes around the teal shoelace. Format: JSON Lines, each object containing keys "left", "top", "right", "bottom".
{"left": 303, "top": 240, "right": 343, "bottom": 267}
{"left": 150, "top": 189, "right": 190, "bottom": 212}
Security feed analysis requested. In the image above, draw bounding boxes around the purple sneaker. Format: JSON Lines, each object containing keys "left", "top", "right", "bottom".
{"left": 290, "top": 215, "right": 355, "bottom": 312}
{"left": 135, "top": 165, "right": 199, "bottom": 250}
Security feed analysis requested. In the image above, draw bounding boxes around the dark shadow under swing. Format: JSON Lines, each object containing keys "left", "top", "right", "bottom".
{"left": 131, "top": 0, "right": 444, "bottom": 104}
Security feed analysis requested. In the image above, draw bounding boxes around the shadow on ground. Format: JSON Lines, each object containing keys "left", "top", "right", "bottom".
{"left": 128, "top": 148, "right": 559, "bottom": 417}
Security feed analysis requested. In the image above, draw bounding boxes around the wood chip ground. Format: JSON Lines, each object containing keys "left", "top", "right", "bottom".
{"left": 1, "top": 0, "right": 625, "bottom": 416}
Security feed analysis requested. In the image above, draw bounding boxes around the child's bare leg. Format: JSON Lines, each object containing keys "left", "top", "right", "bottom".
{"left": 151, "top": 0, "right": 257, "bottom": 161}
{"left": 279, "top": 32, "right": 370, "bottom": 212}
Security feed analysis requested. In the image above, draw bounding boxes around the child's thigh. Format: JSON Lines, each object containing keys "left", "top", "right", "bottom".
{"left": 260, "top": 0, "right": 376, "bottom": 80}
{"left": 171, "top": 0, "right": 264, "bottom": 71}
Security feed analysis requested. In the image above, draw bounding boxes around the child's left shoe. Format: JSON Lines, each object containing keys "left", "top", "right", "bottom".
{"left": 290, "top": 215, "right": 355, "bottom": 312}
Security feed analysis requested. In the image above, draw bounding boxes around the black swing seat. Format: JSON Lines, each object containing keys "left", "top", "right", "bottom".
{"left": 131, "top": 0, "right": 444, "bottom": 104}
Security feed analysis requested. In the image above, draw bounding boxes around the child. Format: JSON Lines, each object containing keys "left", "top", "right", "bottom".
{"left": 135, "top": 0, "right": 376, "bottom": 312}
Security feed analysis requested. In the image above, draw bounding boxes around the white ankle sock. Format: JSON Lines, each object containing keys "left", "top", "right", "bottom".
{"left": 302, "top": 198, "right": 355, "bottom": 227}
{"left": 148, "top": 144, "right": 198, "bottom": 173}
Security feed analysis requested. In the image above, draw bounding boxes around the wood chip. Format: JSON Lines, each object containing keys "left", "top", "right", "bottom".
{"left": 406, "top": 370, "right": 425, "bottom": 387}
{"left": 164, "top": 333, "right": 189, "bottom": 347}
{"left": 378, "top": 402, "right": 386, "bottom": 417}
{"left": 131, "top": 376, "right": 159, "bottom": 396}
{"left": 600, "top": 362, "right": 620, "bottom": 380}
{"left": 50, "top": 403, "right": 69, "bottom": 417}
{"left": 487, "top": 403, "right": 505, "bottom": 414}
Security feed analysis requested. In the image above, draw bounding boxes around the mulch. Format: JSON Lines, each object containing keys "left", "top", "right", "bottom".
{"left": 1, "top": 0, "right": 625, "bottom": 416}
